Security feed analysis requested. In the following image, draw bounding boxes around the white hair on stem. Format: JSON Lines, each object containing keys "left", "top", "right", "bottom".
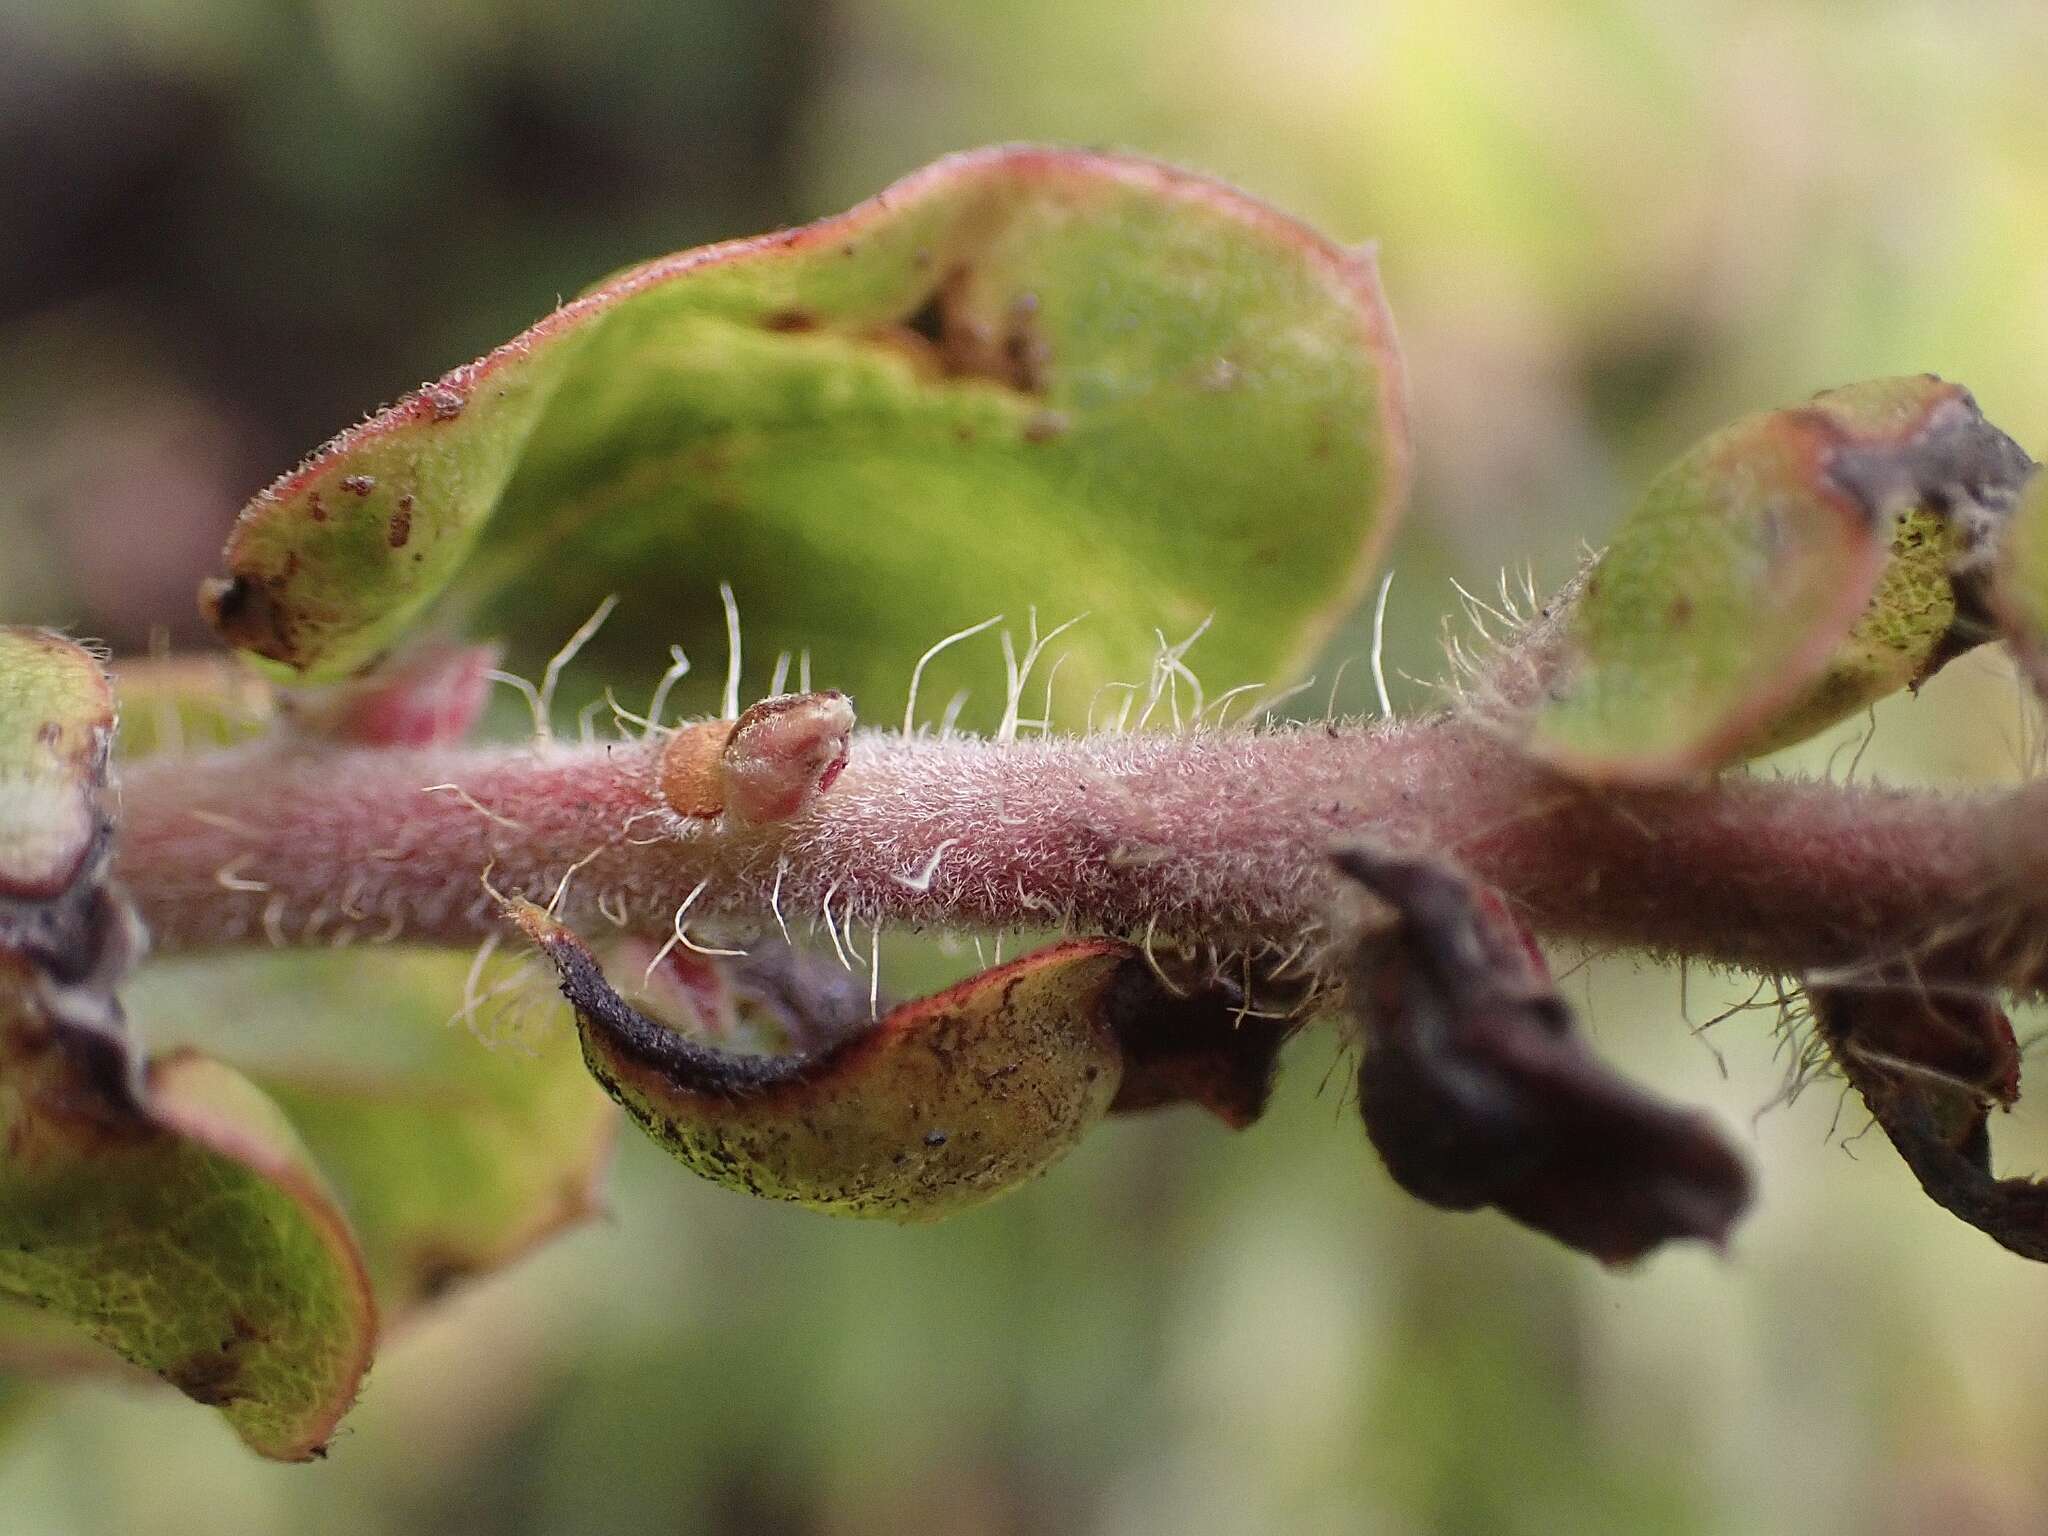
{"left": 936, "top": 689, "right": 971, "bottom": 737}
{"left": 1204, "top": 682, "right": 1266, "bottom": 728}
{"left": 545, "top": 845, "right": 605, "bottom": 918}
{"left": 820, "top": 879, "right": 853, "bottom": 971}
{"left": 455, "top": 929, "right": 503, "bottom": 1038}
{"left": 214, "top": 855, "right": 269, "bottom": 894}
{"left": 1370, "top": 568, "right": 1397, "bottom": 720}
{"left": 644, "top": 645, "right": 692, "bottom": 736}
{"left": 770, "top": 859, "right": 792, "bottom": 946}
{"left": 484, "top": 667, "right": 548, "bottom": 739}
{"left": 718, "top": 582, "right": 743, "bottom": 720}
{"left": 536, "top": 593, "right": 614, "bottom": 737}
{"left": 1323, "top": 657, "right": 1356, "bottom": 722}
{"left": 1246, "top": 675, "right": 1319, "bottom": 725}
{"left": 1088, "top": 680, "right": 1140, "bottom": 733}
{"left": 420, "top": 782, "right": 524, "bottom": 829}
{"left": 868, "top": 922, "right": 881, "bottom": 1020}
{"left": 641, "top": 878, "right": 745, "bottom": 985}
{"left": 997, "top": 608, "right": 1088, "bottom": 743}
{"left": 839, "top": 895, "right": 867, "bottom": 972}
{"left": 1135, "top": 615, "right": 1213, "bottom": 731}
{"left": 892, "top": 838, "right": 959, "bottom": 892}
{"left": 769, "top": 650, "right": 791, "bottom": 696}
{"left": 1031, "top": 650, "right": 1074, "bottom": 735}
{"left": 904, "top": 613, "right": 1004, "bottom": 735}
{"left": 1448, "top": 576, "right": 1513, "bottom": 638}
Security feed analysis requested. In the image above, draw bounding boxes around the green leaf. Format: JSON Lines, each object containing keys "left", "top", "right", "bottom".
{"left": 1995, "top": 468, "right": 2048, "bottom": 702}
{"left": 1522, "top": 377, "right": 2034, "bottom": 783}
{"left": 509, "top": 899, "right": 1300, "bottom": 1220}
{"left": 0, "top": 948, "right": 376, "bottom": 1461}
{"left": 0, "top": 627, "right": 373, "bottom": 1461}
{"left": 203, "top": 145, "right": 1409, "bottom": 724}
{"left": 507, "top": 898, "right": 1132, "bottom": 1220}
{"left": 0, "top": 628, "right": 113, "bottom": 898}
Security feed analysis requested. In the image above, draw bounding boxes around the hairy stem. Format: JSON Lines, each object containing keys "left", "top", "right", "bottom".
{"left": 114, "top": 719, "right": 2048, "bottom": 993}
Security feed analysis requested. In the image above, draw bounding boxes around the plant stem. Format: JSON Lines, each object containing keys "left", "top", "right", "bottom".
{"left": 114, "top": 719, "right": 2048, "bottom": 994}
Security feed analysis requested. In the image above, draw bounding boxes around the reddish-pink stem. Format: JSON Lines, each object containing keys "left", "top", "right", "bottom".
{"left": 114, "top": 720, "right": 2048, "bottom": 993}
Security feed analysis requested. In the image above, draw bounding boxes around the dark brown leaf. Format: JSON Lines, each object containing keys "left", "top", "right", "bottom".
{"left": 1809, "top": 982, "right": 2048, "bottom": 1262}
{"left": 1334, "top": 845, "right": 1751, "bottom": 1264}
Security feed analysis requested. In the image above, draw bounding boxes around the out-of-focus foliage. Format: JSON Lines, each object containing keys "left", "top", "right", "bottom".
{"left": 6, "top": 1, "right": 2048, "bottom": 1533}
{"left": 1999, "top": 473, "right": 2048, "bottom": 701}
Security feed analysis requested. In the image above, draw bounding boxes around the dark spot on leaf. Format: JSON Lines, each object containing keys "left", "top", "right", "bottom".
{"left": 762, "top": 309, "right": 820, "bottom": 334}
{"left": 902, "top": 287, "right": 948, "bottom": 350}
{"left": 1334, "top": 845, "right": 1751, "bottom": 1265}
{"left": 923, "top": 1129, "right": 949, "bottom": 1147}
{"left": 388, "top": 506, "right": 413, "bottom": 549}
{"left": 893, "top": 268, "right": 1050, "bottom": 396}
{"left": 167, "top": 1346, "right": 244, "bottom": 1407}
{"left": 339, "top": 474, "right": 376, "bottom": 497}
{"left": 307, "top": 491, "right": 326, "bottom": 523}
{"left": 199, "top": 575, "right": 293, "bottom": 662}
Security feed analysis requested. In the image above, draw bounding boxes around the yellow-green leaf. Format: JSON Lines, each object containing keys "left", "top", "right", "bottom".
{"left": 0, "top": 628, "right": 113, "bottom": 898}
{"left": 1522, "top": 377, "right": 2034, "bottom": 783}
{"left": 203, "top": 145, "right": 1409, "bottom": 726}
{"left": 0, "top": 628, "right": 373, "bottom": 1460}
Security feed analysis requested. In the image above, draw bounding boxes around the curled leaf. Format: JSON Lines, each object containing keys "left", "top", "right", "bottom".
{"left": 1334, "top": 845, "right": 1751, "bottom": 1264}
{"left": 1808, "top": 982, "right": 2048, "bottom": 1262}
{"left": 1994, "top": 468, "right": 2048, "bottom": 702}
{"left": 203, "top": 145, "right": 1408, "bottom": 723}
{"left": 1523, "top": 377, "right": 2034, "bottom": 783}
{"left": 0, "top": 919, "right": 374, "bottom": 1460}
{"left": 507, "top": 901, "right": 1292, "bottom": 1219}
{"left": 121, "top": 945, "right": 618, "bottom": 1326}
{"left": 511, "top": 898, "right": 1124, "bottom": 1218}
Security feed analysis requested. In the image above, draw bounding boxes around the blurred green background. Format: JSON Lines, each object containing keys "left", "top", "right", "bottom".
{"left": 6, "top": 1, "right": 2048, "bottom": 1531}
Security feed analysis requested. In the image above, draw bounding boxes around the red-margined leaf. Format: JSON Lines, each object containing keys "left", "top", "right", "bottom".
{"left": 1521, "top": 377, "right": 2033, "bottom": 783}
{"left": 201, "top": 145, "right": 1409, "bottom": 727}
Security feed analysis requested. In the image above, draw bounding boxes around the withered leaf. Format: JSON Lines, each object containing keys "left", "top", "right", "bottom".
{"left": 1809, "top": 982, "right": 2048, "bottom": 1263}
{"left": 1334, "top": 845, "right": 1751, "bottom": 1264}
